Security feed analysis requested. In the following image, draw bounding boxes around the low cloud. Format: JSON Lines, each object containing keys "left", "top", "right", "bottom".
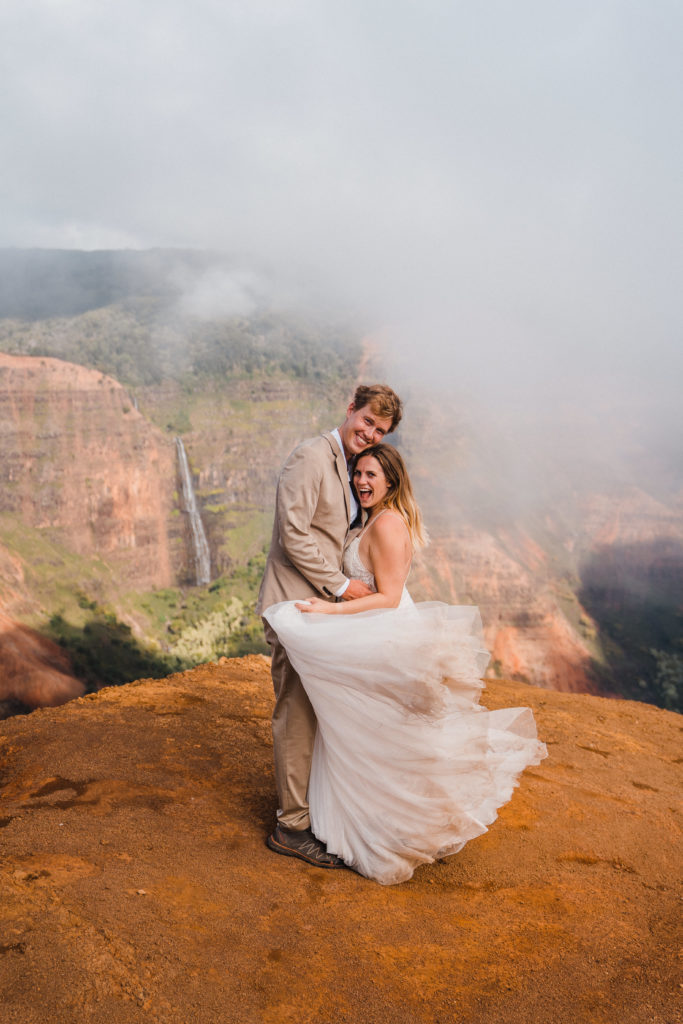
{"left": 174, "top": 267, "right": 263, "bottom": 320}
{"left": 1, "top": 0, "right": 680, "bottom": 495}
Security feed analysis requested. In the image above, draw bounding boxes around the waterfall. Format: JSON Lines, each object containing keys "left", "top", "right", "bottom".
{"left": 175, "top": 437, "right": 211, "bottom": 586}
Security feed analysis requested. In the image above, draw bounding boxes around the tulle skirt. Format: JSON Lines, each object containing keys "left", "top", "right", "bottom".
{"left": 263, "top": 599, "right": 547, "bottom": 885}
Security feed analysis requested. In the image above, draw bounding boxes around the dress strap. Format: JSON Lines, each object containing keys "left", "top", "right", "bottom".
{"left": 357, "top": 508, "right": 405, "bottom": 540}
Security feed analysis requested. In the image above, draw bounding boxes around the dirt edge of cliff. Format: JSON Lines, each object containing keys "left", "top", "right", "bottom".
{"left": 0, "top": 656, "right": 680, "bottom": 1024}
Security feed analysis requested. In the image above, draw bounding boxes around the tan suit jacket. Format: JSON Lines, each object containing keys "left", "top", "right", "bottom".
{"left": 257, "top": 432, "right": 351, "bottom": 613}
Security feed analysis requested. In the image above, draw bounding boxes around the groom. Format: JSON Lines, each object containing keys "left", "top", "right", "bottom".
{"left": 257, "top": 384, "right": 403, "bottom": 867}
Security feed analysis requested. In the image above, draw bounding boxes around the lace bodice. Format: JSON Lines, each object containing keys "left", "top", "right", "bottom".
{"left": 343, "top": 535, "right": 376, "bottom": 590}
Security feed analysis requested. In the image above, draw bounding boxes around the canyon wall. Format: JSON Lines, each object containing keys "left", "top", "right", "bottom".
{"left": 1, "top": 352, "right": 681, "bottom": 704}
{"left": 411, "top": 528, "right": 595, "bottom": 693}
{"left": 0, "top": 354, "right": 180, "bottom": 593}
{"left": 0, "top": 610, "right": 84, "bottom": 715}
{"left": 135, "top": 375, "right": 353, "bottom": 577}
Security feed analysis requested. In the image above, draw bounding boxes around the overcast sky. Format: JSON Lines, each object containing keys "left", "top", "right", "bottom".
{"left": 1, "top": 0, "right": 682, "bottom": 444}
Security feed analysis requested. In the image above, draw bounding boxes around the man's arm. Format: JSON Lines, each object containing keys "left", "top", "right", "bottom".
{"left": 276, "top": 444, "right": 349, "bottom": 596}
{"left": 343, "top": 579, "right": 374, "bottom": 600}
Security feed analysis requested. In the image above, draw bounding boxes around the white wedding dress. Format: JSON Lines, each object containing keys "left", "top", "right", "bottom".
{"left": 264, "top": 530, "right": 547, "bottom": 885}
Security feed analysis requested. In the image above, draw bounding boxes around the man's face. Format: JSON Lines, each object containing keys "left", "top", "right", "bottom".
{"left": 338, "top": 403, "right": 393, "bottom": 460}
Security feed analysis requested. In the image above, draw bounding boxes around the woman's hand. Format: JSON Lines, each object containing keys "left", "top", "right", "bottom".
{"left": 295, "top": 597, "right": 338, "bottom": 614}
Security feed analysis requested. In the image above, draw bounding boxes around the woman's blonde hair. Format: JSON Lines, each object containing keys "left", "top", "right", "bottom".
{"left": 353, "top": 444, "right": 428, "bottom": 549}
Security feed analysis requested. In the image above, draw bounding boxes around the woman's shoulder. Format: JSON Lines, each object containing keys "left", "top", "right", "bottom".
{"left": 367, "top": 509, "right": 410, "bottom": 543}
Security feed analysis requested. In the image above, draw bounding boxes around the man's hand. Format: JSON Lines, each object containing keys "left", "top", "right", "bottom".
{"left": 342, "top": 579, "right": 374, "bottom": 600}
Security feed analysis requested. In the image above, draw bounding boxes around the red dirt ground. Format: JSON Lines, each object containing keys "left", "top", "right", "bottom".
{"left": 0, "top": 656, "right": 680, "bottom": 1024}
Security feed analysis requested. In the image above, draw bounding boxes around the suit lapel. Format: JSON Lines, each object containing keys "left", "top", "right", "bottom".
{"left": 324, "top": 431, "right": 351, "bottom": 526}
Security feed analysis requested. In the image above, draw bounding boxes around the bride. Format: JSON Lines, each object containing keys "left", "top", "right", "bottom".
{"left": 263, "top": 444, "right": 547, "bottom": 885}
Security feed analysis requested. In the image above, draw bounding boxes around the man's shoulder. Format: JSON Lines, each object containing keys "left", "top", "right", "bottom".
{"left": 284, "top": 432, "right": 336, "bottom": 466}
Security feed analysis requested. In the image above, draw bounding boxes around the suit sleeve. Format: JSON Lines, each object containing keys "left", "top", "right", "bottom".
{"left": 276, "top": 444, "right": 348, "bottom": 597}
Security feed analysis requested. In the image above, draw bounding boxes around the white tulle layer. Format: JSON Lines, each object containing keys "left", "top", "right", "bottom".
{"left": 264, "top": 599, "right": 547, "bottom": 885}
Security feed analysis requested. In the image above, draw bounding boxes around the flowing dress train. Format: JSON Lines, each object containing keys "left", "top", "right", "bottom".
{"left": 264, "top": 532, "right": 547, "bottom": 885}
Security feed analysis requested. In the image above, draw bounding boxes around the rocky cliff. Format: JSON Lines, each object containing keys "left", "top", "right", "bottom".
{"left": 0, "top": 354, "right": 180, "bottom": 592}
{"left": 135, "top": 375, "right": 353, "bottom": 577}
{"left": 411, "top": 528, "right": 596, "bottom": 693}
{"left": 0, "top": 355, "right": 345, "bottom": 616}
{"left": 1, "top": 350, "right": 681, "bottom": 707}
{"left": 0, "top": 658, "right": 679, "bottom": 1024}
{"left": 0, "top": 610, "right": 84, "bottom": 716}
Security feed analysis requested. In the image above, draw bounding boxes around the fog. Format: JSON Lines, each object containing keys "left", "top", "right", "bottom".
{"left": 1, "top": 0, "right": 681, "bottom": 489}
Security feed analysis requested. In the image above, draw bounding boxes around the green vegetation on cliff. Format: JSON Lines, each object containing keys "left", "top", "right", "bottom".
{"left": 46, "top": 560, "right": 270, "bottom": 694}
{"left": 0, "top": 249, "right": 363, "bottom": 692}
{"left": 0, "top": 516, "right": 269, "bottom": 692}
{"left": 0, "top": 300, "right": 361, "bottom": 390}
{"left": 2, "top": 249, "right": 681, "bottom": 714}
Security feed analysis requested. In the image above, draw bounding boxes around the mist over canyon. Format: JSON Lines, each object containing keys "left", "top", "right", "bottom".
{"left": 0, "top": 249, "right": 681, "bottom": 715}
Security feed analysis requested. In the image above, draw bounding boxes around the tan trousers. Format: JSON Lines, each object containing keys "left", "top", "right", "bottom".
{"left": 262, "top": 618, "right": 317, "bottom": 831}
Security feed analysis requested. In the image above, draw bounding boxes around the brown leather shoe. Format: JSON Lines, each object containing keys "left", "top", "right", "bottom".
{"left": 266, "top": 824, "right": 345, "bottom": 868}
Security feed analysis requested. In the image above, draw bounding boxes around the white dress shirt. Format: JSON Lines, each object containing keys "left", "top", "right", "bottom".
{"left": 330, "top": 427, "right": 358, "bottom": 596}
